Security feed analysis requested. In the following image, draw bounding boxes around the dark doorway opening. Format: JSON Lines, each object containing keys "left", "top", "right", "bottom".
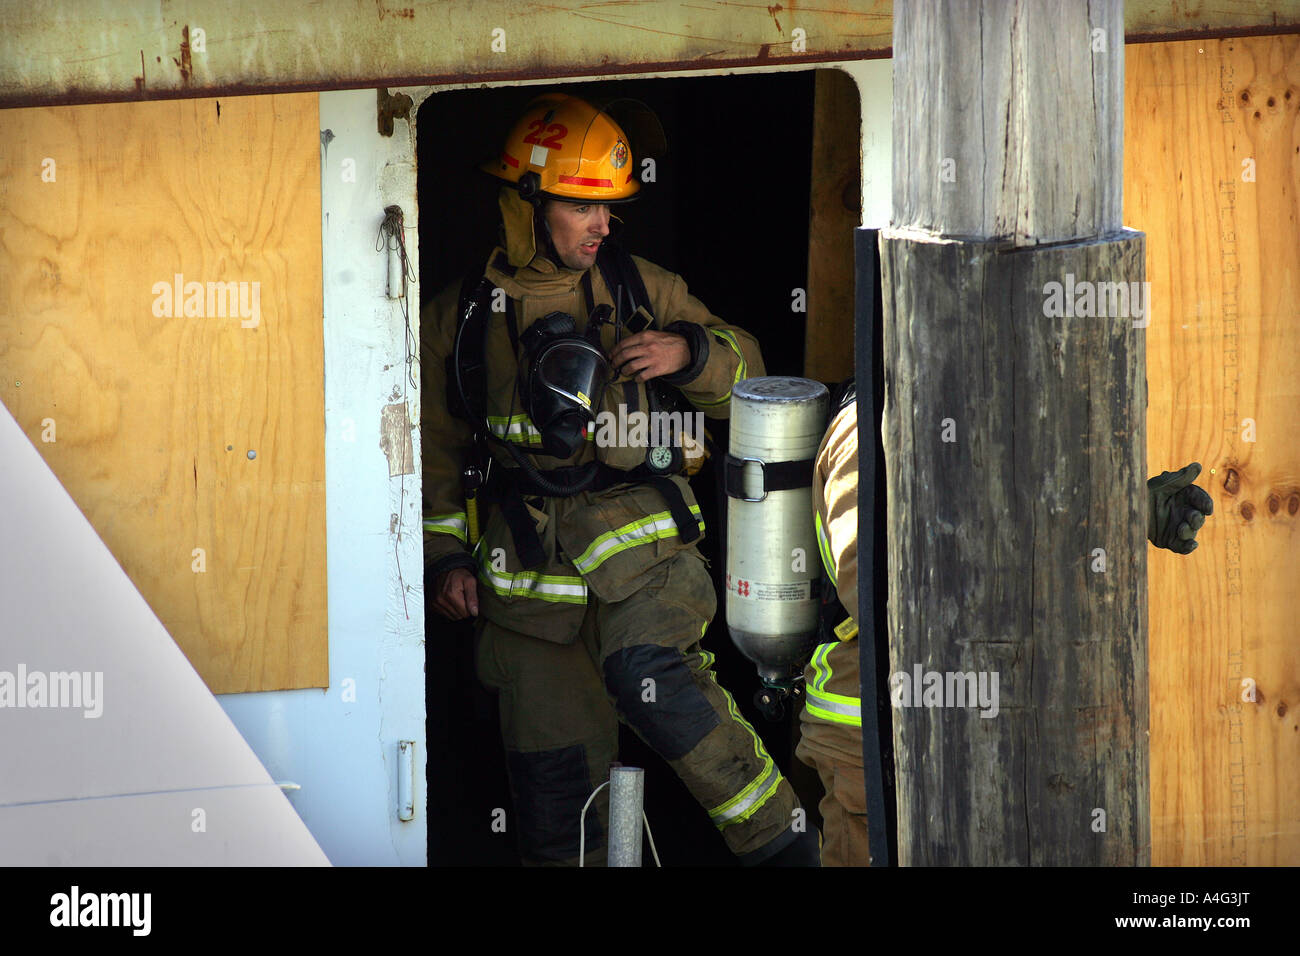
{"left": 419, "top": 70, "right": 836, "bottom": 866}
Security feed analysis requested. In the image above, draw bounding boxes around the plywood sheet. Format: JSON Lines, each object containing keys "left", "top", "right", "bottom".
{"left": 0, "top": 93, "right": 327, "bottom": 694}
{"left": 1125, "top": 35, "right": 1300, "bottom": 865}
{"left": 804, "top": 68, "right": 862, "bottom": 384}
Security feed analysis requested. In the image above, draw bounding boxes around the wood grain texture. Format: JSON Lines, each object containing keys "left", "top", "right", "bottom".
{"left": 1125, "top": 35, "right": 1300, "bottom": 865}
{"left": 803, "top": 69, "right": 862, "bottom": 384}
{"left": 880, "top": 232, "right": 1149, "bottom": 865}
{"left": 0, "top": 93, "right": 327, "bottom": 694}
{"left": 892, "top": 0, "right": 1124, "bottom": 243}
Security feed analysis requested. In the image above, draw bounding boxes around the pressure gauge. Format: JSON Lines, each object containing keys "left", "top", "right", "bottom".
{"left": 647, "top": 444, "right": 676, "bottom": 473}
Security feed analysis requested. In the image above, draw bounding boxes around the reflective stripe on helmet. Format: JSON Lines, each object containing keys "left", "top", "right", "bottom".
{"left": 423, "top": 512, "right": 468, "bottom": 543}
{"left": 557, "top": 175, "right": 613, "bottom": 188}
{"left": 571, "top": 506, "right": 705, "bottom": 575}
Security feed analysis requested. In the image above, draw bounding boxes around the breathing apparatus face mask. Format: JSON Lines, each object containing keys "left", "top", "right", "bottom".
{"left": 518, "top": 311, "right": 612, "bottom": 459}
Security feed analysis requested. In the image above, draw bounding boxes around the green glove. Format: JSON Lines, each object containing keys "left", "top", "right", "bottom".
{"left": 1148, "top": 462, "right": 1214, "bottom": 554}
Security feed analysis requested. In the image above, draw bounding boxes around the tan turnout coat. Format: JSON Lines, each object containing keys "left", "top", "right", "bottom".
{"left": 421, "top": 192, "right": 764, "bottom": 643}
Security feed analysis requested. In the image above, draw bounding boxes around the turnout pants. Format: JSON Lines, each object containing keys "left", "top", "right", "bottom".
{"left": 796, "top": 640, "right": 872, "bottom": 867}
{"left": 476, "top": 549, "right": 801, "bottom": 865}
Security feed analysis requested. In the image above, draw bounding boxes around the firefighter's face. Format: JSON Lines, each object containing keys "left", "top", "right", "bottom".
{"left": 543, "top": 201, "right": 610, "bottom": 270}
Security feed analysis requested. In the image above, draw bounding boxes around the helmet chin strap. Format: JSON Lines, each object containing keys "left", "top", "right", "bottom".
{"left": 532, "top": 203, "right": 562, "bottom": 266}
{"left": 533, "top": 203, "right": 589, "bottom": 273}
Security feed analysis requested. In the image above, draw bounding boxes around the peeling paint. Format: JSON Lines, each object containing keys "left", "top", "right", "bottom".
{"left": 379, "top": 402, "right": 414, "bottom": 477}
{"left": 768, "top": 4, "right": 784, "bottom": 35}
{"left": 375, "top": 0, "right": 416, "bottom": 21}
{"left": 174, "top": 24, "right": 192, "bottom": 86}
{"left": 377, "top": 87, "right": 413, "bottom": 137}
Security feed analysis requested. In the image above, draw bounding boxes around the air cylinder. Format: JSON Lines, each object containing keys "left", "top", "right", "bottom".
{"left": 725, "top": 376, "right": 829, "bottom": 685}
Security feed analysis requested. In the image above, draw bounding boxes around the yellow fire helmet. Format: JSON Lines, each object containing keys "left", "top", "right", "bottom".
{"left": 482, "top": 94, "right": 657, "bottom": 205}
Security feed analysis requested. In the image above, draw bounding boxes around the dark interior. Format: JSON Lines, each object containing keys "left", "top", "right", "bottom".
{"left": 418, "top": 71, "right": 829, "bottom": 866}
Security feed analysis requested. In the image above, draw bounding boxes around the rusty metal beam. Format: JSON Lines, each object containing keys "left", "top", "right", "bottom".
{"left": 0, "top": 0, "right": 893, "bottom": 109}
{"left": 0, "top": 0, "right": 1297, "bottom": 109}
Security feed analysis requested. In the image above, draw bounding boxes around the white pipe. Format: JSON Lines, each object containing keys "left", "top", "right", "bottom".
{"left": 608, "top": 766, "right": 645, "bottom": 867}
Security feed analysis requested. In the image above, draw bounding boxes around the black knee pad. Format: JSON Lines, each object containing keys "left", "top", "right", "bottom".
{"left": 603, "top": 645, "right": 720, "bottom": 761}
{"left": 506, "top": 745, "right": 601, "bottom": 862}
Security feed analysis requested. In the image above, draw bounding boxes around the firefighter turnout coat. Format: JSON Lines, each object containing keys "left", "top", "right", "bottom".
{"left": 421, "top": 235, "right": 761, "bottom": 641}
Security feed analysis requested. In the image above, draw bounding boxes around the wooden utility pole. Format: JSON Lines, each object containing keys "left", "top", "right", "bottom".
{"left": 881, "top": 0, "right": 1149, "bottom": 864}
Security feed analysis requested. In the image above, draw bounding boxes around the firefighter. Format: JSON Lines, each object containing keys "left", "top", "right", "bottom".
{"left": 797, "top": 381, "right": 1216, "bottom": 866}
{"left": 422, "top": 93, "right": 816, "bottom": 865}
{"left": 795, "top": 382, "right": 868, "bottom": 866}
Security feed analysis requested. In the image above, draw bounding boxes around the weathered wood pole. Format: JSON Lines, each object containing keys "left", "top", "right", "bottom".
{"left": 881, "top": 0, "right": 1149, "bottom": 864}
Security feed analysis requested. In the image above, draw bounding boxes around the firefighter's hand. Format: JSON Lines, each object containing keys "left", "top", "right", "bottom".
{"left": 433, "top": 567, "right": 479, "bottom": 620}
{"left": 1148, "top": 462, "right": 1214, "bottom": 554}
{"left": 609, "top": 331, "right": 690, "bottom": 382}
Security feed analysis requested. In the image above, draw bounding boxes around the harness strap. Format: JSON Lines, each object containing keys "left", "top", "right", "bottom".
{"left": 722, "top": 454, "right": 815, "bottom": 501}
{"left": 643, "top": 475, "right": 701, "bottom": 545}
{"left": 596, "top": 240, "right": 655, "bottom": 329}
{"left": 580, "top": 270, "right": 596, "bottom": 325}
{"left": 489, "top": 462, "right": 702, "bottom": 568}
{"left": 494, "top": 475, "right": 548, "bottom": 570}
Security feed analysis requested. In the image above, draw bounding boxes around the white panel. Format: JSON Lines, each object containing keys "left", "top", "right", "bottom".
{"left": 0, "top": 787, "right": 329, "bottom": 866}
{"left": 0, "top": 402, "right": 327, "bottom": 865}
{"left": 214, "top": 87, "right": 428, "bottom": 866}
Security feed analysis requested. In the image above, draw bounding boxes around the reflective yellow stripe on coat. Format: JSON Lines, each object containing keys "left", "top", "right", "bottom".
{"left": 805, "top": 641, "right": 861, "bottom": 727}
{"left": 694, "top": 648, "right": 786, "bottom": 828}
{"left": 424, "top": 511, "right": 468, "bottom": 543}
{"left": 477, "top": 565, "right": 588, "bottom": 605}
{"left": 487, "top": 413, "right": 595, "bottom": 447}
{"left": 814, "top": 511, "right": 837, "bottom": 589}
{"left": 572, "top": 506, "right": 705, "bottom": 575}
{"left": 694, "top": 329, "right": 749, "bottom": 407}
